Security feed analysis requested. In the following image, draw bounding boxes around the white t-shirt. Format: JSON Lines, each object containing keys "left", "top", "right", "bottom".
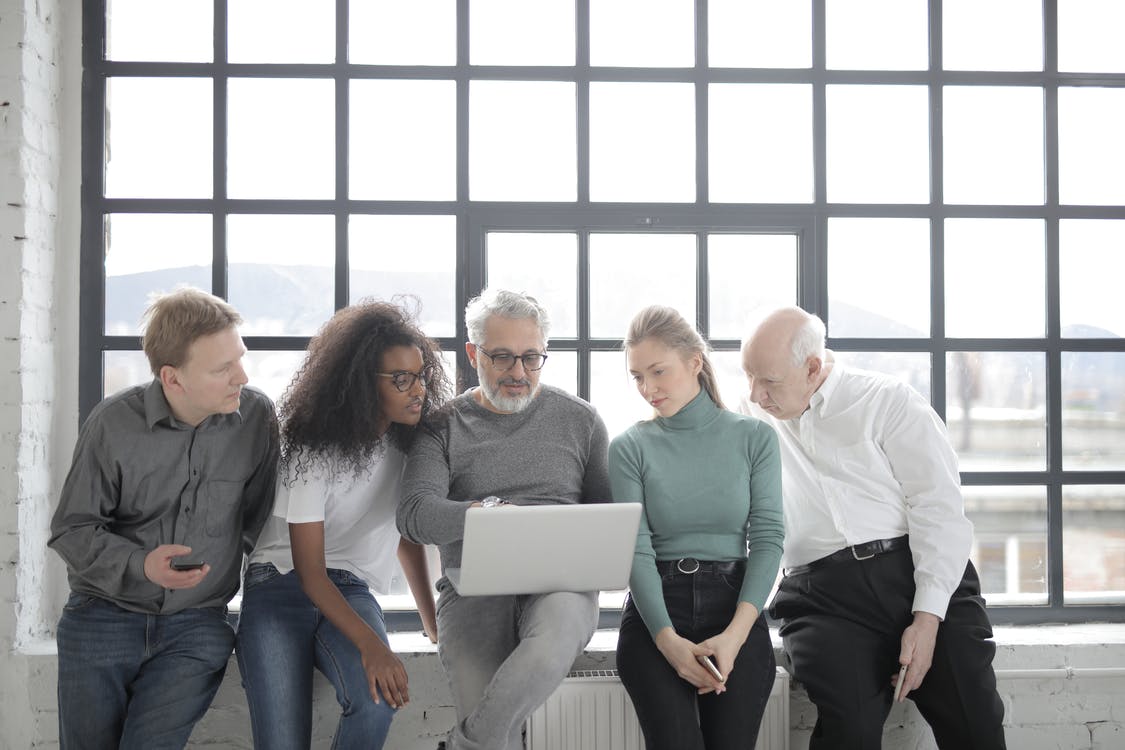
{"left": 248, "top": 445, "right": 406, "bottom": 594}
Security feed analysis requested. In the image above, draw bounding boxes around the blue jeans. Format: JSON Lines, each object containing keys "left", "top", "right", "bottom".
{"left": 617, "top": 564, "right": 776, "bottom": 750}
{"left": 56, "top": 593, "right": 236, "bottom": 750}
{"left": 235, "top": 563, "right": 397, "bottom": 750}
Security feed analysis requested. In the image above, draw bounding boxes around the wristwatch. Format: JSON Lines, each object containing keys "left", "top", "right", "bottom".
{"left": 480, "top": 496, "right": 509, "bottom": 508}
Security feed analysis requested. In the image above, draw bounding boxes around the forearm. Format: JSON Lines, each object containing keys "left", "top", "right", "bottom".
{"left": 723, "top": 600, "right": 761, "bottom": 644}
{"left": 397, "top": 538, "right": 437, "bottom": 635}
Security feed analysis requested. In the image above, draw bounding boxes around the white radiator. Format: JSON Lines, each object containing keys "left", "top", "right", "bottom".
{"left": 526, "top": 667, "right": 790, "bottom": 750}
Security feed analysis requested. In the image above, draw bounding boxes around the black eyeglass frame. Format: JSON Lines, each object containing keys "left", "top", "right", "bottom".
{"left": 376, "top": 367, "right": 433, "bottom": 392}
{"left": 475, "top": 347, "right": 549, "bottom": 372}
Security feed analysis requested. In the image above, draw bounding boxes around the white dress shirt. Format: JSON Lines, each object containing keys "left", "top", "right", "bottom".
{"left": 738, "top": 358, "right": 973, "bottom": 619}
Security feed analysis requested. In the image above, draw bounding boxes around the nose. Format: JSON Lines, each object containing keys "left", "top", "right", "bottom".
{"left": 410, "top": 373, "right": 426, "bottom": 395}
{"left": 748, "top": 378, "right": 765, "bottom": 404}
{"left": 639, "top": 378, "right": 656, "bottom": 397}
{"left": 508, "top": 357, "right": 527, "bottom": 378}
{"left": 232, "top": 359, "right": 249, "bottom": 386}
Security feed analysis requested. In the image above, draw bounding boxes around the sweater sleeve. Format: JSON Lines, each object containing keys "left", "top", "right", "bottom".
{"left": 609, "top": 432, "right": 673, "bottom": 637}
{"left": 737, "top": 422, "right": 785, "bottom": 613}
{"left": 397, "top": 422, "right": 471, "bottom": 545}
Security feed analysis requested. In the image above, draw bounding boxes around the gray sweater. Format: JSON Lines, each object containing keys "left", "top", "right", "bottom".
{"left": 397, "top": 385, "right": 611, "bottom": 577}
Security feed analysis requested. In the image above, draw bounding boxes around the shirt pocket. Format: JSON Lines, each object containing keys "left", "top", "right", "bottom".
{"left": 205, "top": 479, "right": 244, "bottom": 537}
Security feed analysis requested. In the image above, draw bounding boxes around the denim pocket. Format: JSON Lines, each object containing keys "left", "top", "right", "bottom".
{"left": 243, "top": 562, "right": 281, "bottom": 591}
{"left": 62, "top": 593, "right": 100, "bottom": 611}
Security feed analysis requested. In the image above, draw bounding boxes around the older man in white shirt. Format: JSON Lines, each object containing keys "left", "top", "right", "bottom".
{"left": 740, "top": 306, "right": 1005, "bottom": 750}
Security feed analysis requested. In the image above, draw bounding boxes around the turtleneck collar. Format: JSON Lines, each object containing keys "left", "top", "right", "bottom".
{"left": 655, "top": 387, "right": 722, "bottom": 431}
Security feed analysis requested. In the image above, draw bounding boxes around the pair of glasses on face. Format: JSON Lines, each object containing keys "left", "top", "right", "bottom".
{"left": 477, "top": 347, "right": 549, "bottom": 372}
{"left": 377, "top": 366, "right": 434, "bottom": 393}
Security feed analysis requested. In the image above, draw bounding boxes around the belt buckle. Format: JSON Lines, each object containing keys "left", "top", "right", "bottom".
{"left": 676, "top": 558, "right": 701, "bottom": 574}
{"left": 851, "top": 544, "right": 875, "bottom": 561}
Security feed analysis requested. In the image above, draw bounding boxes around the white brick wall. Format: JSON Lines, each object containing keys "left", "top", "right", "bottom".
{"left": 1, "top": 1, "right": 1124, "bottom": 749}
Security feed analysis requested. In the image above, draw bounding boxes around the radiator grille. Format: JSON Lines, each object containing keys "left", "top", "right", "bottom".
{"left": 526, "top": 667, "right": 789, "bottom": 750}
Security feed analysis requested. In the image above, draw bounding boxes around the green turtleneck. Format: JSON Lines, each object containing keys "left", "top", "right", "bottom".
{"left": 609, "top": 389, "right": 784, "bottom": 637}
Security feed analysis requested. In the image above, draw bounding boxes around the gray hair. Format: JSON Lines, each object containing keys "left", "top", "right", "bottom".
{"left": 790, "top": 312, "right": 827, "bottom": 368}
{"left": 464, "top": 288, "right": 551, "bottom": 346}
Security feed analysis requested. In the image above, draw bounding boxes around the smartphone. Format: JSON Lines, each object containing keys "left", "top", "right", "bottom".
{"left": 170, "top": 558, "right": 206, "bottom": 571}
{"left": 698, "top": 655, "right": 724, "bottom": 682}
{"left": 893, "top": 664, "right": 908, "bottom": 702}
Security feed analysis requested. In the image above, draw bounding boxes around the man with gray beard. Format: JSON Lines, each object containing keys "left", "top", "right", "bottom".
{"left": 397, "top": 288, "right": 611, "bottom": 750}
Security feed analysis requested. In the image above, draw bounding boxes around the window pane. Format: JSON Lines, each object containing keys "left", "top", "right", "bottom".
{"left": 709, "top": 84, "right": 813, "bottom": 203}
{"left": 826, "top": 85, "right": 929, "bottom": 204}
{"left": 1064, "top": 485, "right": 1125, "bottom": 605}
{"left": 228, "top": 79, "right": 334, "bottom": 199}
{"left": 947, "top": 352, "right": 1046, "bottom": 471}
{"left": 227, "top": 215, "right": 335, "bottom": 336}
{"left": 537, "top": 350, "right": 578, "bottom": 398}
{"left": 1060, "top": 220, "right": 1125, "bottom": 338}
{"left": 351, "top": 80, "right": 456, "bottom": 201}
{"left": 589, "top": 234, "right": 696, "bottom": 338}
{"left": 105, "top": 78, "right": 212, "bottom": 199}
{"left": 708, "top": 234, "right": 798, "bottom": 339}
{"left": 835, "top": 352, "right": 931, "bottom": 401}
{"left": 349, "top": 0, "right": 455, "bottom": 65}
{"left": 591, "top": 351, "right": 651, "bottom": 440}
{"left": 470, "top": 0, "right": 574, "bottom": 66}
{"left": 486, "top": 233, "right": 578, "bottom": 338}
{"left": 243, "top": 351, "right": 306, "bottom": 406}
{"left": 711, "top": 350, "right": 752, "bottom": 412}
{"left": 1059, "top": 87, "right": 1125, "bottom": 206}
{"left": 470, "top": 82, "right": 577, "bottom": 201}
{"left": 966, "top": 486, "right": 1048, "bottom": 606}
{"left": 106, "top": 0, "right": 212, "bottom": 62}
{"left": 944, "top": 86, "right": 1044, "bottom": 205}
{"left": 103, "top": 350, "right": 152, "bottom": 397}
{"left": 827, "top": 218, "right": 930, "bottom": 337}
{"left": 590, "top": 83, "right": 695, "bottom": 202}
{"left": 825, "top": 0, "right": 927, "bottom": 71}
{"left": 104, "top": 214, "right": 212, "bottom": 335}
{"left": 944, "top": 219, "right": 1045, "bottom": 338}
{"left": 1059, "top": 0, "right": 1125, "bottom": 73}
{"left": 1062, "top": 352, "right": 1125, "bottom": 470}
{"left": 228, "top": 0, "right": 334, "bottom": 64}
{"left": 708, "top": 0, "right": 811, "bottom": 69}
{"left": 590, "top": 0, "right": 694, "bottom": 68}
{"left": 349, "top": 215, "right": 457, "bottom": 338}
{"left": 942, "top": 0, "right": 1042, "bottom": 72}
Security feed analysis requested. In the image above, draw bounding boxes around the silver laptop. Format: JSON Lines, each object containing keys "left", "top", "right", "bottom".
{"left": 446, "top": 503, "right": 643, "bottom": 596}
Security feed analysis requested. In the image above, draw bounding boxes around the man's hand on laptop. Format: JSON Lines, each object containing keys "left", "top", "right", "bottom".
{"left": 472, "top": 496, "right": 510, "bottom": 509}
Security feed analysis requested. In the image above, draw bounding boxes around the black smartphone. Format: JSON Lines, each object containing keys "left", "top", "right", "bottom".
{"left": 170, "top": 558, "right": 206, "bottom": 571}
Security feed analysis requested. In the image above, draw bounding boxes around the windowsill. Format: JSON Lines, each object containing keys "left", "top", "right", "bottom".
{"left": 16, "top": 623, "right": 1125, "bottom": 666}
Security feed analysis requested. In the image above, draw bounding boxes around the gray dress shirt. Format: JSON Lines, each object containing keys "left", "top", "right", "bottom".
{"left": 48, "top": 380, "right": 279, "bottom": 614}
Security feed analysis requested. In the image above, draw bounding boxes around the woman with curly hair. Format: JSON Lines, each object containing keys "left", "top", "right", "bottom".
{"left": 236, "top": 300, "right": 451, "bottom": 750}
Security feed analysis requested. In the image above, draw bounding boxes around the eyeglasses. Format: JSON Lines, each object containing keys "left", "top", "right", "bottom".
{"left": 377, "top": 366, "right": 434, "bottom": 393}
{"left": 477, "top": 347, "right": 549, "bottom": 372}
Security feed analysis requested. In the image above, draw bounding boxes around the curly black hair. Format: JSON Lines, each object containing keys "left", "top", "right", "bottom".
{"left": 279, "top": 298, "right": 452, "bottom": 480}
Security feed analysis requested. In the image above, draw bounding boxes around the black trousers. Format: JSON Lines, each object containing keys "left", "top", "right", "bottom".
{"left": 617, "top": 566, "right": 776, "bottom": 750}
{"left": 769, "top": 544, "right": 1007, "bottom": 750}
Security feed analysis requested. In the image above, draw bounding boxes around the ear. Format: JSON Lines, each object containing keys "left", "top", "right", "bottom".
{"left": 465, "top": 341, "right": 479, "bottom": 369}
{"left": 690, "top": 351, "right": 704, "bottom": 378}
{"left": 159, "top": 364, "right": 181, "bottom": 392}
{"left": 805, "top": 355, "right": 822, "bottom": 382}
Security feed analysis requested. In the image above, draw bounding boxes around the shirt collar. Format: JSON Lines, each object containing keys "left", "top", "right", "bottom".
{"left": 657, "top": 388, "right": 721, "bottom": 431}
{"left": 808, "top": 351, "right": 842, "bottom": 418}
{"left": 143, "top": 379, "right": 245, "bottom": 430}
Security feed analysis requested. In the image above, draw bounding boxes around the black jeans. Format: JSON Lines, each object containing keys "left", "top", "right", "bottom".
{"left": 770, "top": 544, "right": 1006, "bottom": 750}
{"left": 617, "top": 564, "right": 776, "bottom": 750}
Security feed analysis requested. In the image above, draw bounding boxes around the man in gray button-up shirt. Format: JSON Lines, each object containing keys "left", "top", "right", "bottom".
{"left": 49, "top": 287, "right": 279, "bottom": 750}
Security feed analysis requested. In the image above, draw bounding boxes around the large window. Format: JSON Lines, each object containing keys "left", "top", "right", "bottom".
{"left": 82, "top": 0, "right": 1125, "bottom": 625}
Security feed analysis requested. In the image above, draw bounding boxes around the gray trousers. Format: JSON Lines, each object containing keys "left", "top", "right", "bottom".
{"left": 435, "top": 581, "right": 599, "bottom": 750}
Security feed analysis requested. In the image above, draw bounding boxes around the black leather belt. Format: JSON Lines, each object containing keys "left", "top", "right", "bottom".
{"left": 783, "top": 536, "right": 909, "bottom": 577}
{"left": 655, "top": 558, "right": 746, "bottom": 576}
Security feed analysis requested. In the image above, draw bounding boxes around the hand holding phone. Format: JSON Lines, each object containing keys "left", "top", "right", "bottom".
{"left": 170, "top": 557, "right": 206, "bottom": 571}
{"left": 698, "top": 655, "right": 724, "bottom": 682}
{"left": 893, "top": 664, "right": 908, "bottom": 702}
